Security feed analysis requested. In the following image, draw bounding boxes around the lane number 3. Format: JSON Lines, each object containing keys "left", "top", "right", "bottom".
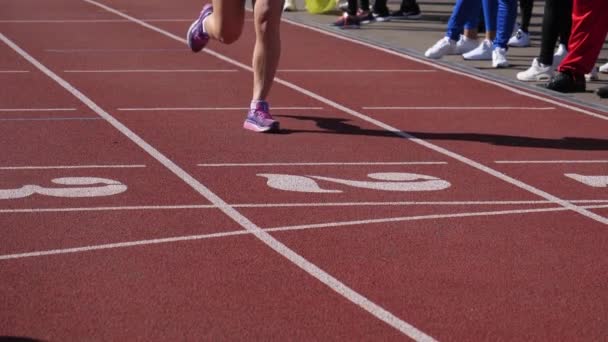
{"left": 0, "top": 177, "right": 127, "bottom": 199}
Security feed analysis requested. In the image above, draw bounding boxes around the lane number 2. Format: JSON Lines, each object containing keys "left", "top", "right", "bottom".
{"left": 257, "top": 172, "right": 451, "bottom": 193}
{"left": 0, "top": 177, "right": 127, "bottom": 199}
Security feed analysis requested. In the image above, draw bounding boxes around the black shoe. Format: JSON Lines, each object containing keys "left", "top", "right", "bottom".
{"left": 390, "top": 5, "right": 421, "bottom": 20}
{"left": 371, "top": 4, "right": 390, "bottom": 21}
{"left": 545, "top": 71, "right": 586, "bottom": 93}
{"left": 356, "top": 10, "right": 375, "bottom": 24}
{"left": 331, "top": 14, "right": 361, "bottom": 29}
{"left": 597, "top": 85, "right": 608, "bottom": 98}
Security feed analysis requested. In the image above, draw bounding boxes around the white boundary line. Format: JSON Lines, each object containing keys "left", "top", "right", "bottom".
{"left": 46, "top": 48, "right": 184, "bottom": 52}
{"left": 198, "top": 161, "right": 447, "bottom": 166}
{"left": 3, "top": 204, "right": 607, "bottom": 261}
{"left": 0, "top": 19, "right": 191, "bottom": 23}
{"left": 0, "top": 70, "right": 29, "bottom": 73}
{"left": 76, "top": 4, "right": 608, "bottom": 225}
{"left": 118, "top": 106, "right": 323, "bottom": 111}
{"left": 277, "top": 69, "right": 436, "bottom": 73}
{"left": 0, "top": 117, "right": 99, "bottom": 121}
{"left": 282, "top": 18, "right": 608, "bottom": 122}
{"left": 496, "top": 160, "right": 608, "bottom": 164}
{"left": 1, "top": 29, "right": 436, "bottom": 342}
{"left": 2, "top": 200, "right": 608, "bottom": 213}
{"left": 64, "top": 69, "right": 238, "bottom": 73}
{"left": 0, "top": 164, "right": 146, "bottom": 170}
{"left": 364, "top": 106, "right": 556, "bottom": 110}
{"left": 0, "top": 108, "right": 76, "bottom": 112}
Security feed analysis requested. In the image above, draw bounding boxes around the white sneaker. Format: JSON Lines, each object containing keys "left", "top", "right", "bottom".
{"left": 508, "top": 29, "right": 530, "bottom": 47}
{"left": 599, "top": 62, "right": 608, "bottom": 73}
{"left": 552, "top": 44, "right": 567, "bottom": 69}
{"left": 283, "top": 0, "right": 297, "bottom": 11}
{"left": 585, "top": 66, "right": 599, "bottom": 81}
{"left": 454, "top": 35, "right": 478, "bottom": 54}
{"left": 492, "top": 47, "right": 509, "bottom": 68}
{"left": 424, "top": 37, "right": 455, "bottom": 59}
{"left": 462, "top": 39, "right": 492, "bottom": 60}
{"left": 517, "top": 58, "right": 553, "bottom": 81}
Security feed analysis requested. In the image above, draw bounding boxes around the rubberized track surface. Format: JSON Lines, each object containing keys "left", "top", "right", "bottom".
{"left": 1, "top": 1, "right": 607, "bottom": 340}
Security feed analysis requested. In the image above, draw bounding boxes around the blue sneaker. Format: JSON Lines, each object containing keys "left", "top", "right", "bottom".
{"left": 187, "top": 4, "right": 213, "bottom": 52}
{"left": 243, "top": 101, "right": 279, "bottom": 133}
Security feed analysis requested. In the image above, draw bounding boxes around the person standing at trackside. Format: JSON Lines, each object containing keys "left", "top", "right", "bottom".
{"left": 516, "top": 0, "right": 572, "bottom": 81}
{"left": 390, "top": 0, "right": 422, "bottom": 19}
{"left": 545, "top": 0, "right": 608, "bottom": 98}
{"left": 186, "top": 0, "right": 283, "bottom": 133}
{"left": 507, "top": 0, "right": 533, "bottom": 47}
{"left": 460, "top": 0, "right": 518, "bottom": 68}
{"left": 423, "top": 0, "right": 485, "bottom": 60}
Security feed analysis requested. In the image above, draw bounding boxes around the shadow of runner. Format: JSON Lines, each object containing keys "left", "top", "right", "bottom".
{"left": 276, "top": 114, "right": 608, "bottom": 150}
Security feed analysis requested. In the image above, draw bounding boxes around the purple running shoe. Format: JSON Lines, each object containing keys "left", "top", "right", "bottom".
{"left": 243, "top": 101, "right": 280, "bottom": 133}
{"left": 187, "top": 4, "right": 213, "bottom": 52}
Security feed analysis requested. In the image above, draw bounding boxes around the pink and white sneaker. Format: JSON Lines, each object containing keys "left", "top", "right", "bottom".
{"left": 243, "top": 101, "right": 279, "bottom": 133}
{"left": 187, "top": 4, "right": 213, "bottom": 53}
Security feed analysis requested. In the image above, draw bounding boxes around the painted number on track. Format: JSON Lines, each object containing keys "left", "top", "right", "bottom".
{"left": 565, "top": 173, "right": 608, "bottom": 188}
{"left": 0, "top": 177, "right": 127, "bottom": 199}
{"left": 257, "top": 172, "right": 451, "bottom": 193}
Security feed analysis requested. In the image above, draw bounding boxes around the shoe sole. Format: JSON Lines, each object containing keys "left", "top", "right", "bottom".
{"left": 186, "top": 19, "right": 203, "bottom": 52}
{"left": 243, "top": 121, "right": 280, "bottom": 133}
{"left": 517, "top": 74, "right": 552, "bottom": 82}
{"left": 463, "top": 55, "right": 492, "bottom": 61}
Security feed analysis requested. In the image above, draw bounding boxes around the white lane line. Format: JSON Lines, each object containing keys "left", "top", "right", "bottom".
{"left": 278, "top": 69, "right": 436, "bottom": 73}
{"left": 3, "top": 204, "right": 607, "bottom": 261}
{"left": 496, "top": 160, "right": 608, "bottom": 164}
{"left": 0, "top": 19, "right": 190, "bottom": 23}
{"left": 0, "top": 164, "right": 146, "bottom": 170}
{"left": 46, "top": 48, "right": 184, "bottom": 53}
{"left": 81, "top": 1, "right": 608, "bottom": 227}
{"left": 0, "top": 108, "right": 76, "bottom": 112}
{"left": 0, "top": 117, "right": 99, "bottom": 121}
{"left": 198, "top": 161, "right": 447, "bottom": 167}
{"left": 2, "top": 200, "right": 607, "bottom": 213}
{"left": 364, "top": 106, "right": 556, "bottom": 110}
{"left": 64, "top": 69, "right": 238, "bottom": 73}
{"left": 283, "top": 19, "right": 608, "bottom": 122}
{"left": 118, "top": 107, "right": 323, "bottom": 111}
{"left": 2, "top": 27, "right": 436, "bottom": 342}
{"left": 0, "top": 70, "right": 29, "bottom": 73}
{"left": 0, "top": 205, "right": 215, "bottom": 213}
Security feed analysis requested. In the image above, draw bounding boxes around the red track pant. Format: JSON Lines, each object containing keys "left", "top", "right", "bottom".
{"left": 557, "top": 0, "right": 608, "bottom": 76}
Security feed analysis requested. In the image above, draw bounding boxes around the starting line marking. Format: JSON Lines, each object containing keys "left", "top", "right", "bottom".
{"left": 2, "top": 203, "right": 607, "bottom": 261}
{"left": 2, "top": 199, "right": 607, "bottom": 213}
{"left": 0, "top": 164, "right": 146, "bottom": 170}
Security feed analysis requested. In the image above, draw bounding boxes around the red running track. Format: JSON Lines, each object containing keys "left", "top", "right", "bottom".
{"left": 1, "top": 0, "right": 607, "bottom": 340}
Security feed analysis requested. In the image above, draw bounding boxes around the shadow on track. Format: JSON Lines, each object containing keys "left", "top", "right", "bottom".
{"left": 275, "top": 115, "right": 608, "bottom": 151}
